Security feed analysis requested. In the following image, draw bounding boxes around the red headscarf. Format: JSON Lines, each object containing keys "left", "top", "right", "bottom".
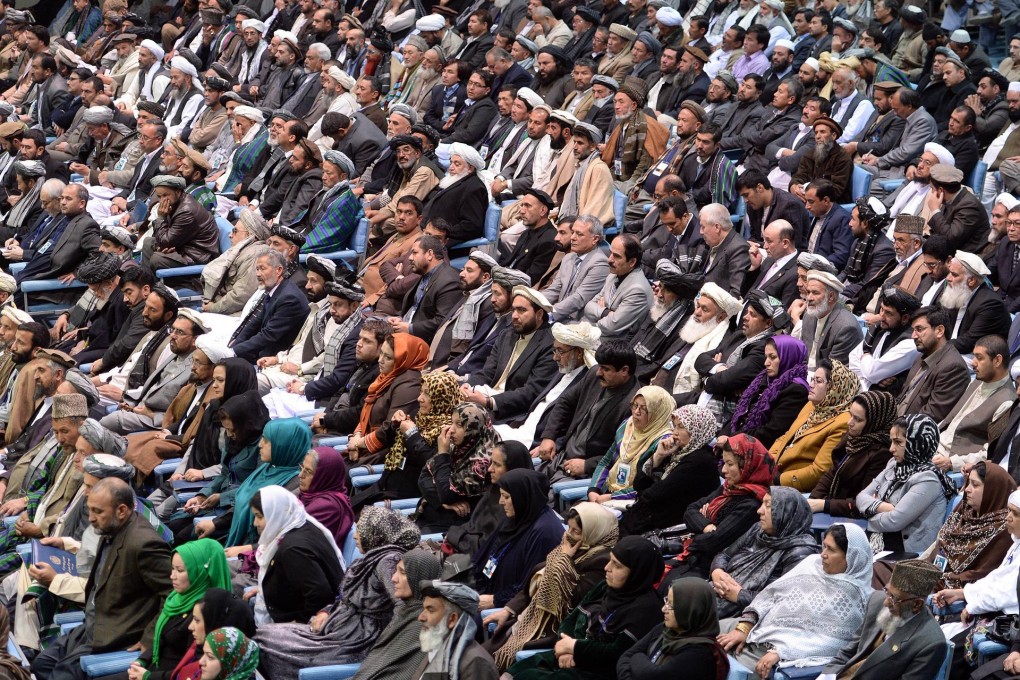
{"left": 356, "top": 333, "right": 430, "bottom": 438}
{"left": 705, "top": 434, "right": 775, "bottom": 522}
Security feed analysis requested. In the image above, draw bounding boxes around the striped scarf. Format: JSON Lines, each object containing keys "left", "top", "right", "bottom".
{"left": 303, "top": 184, "right": 364, "bottom": 254}
{"left": 187, "top": 183, "right": 217, "bottom": 213}
{"left": 323, "top": 307, "right": 365, "bottom": 375}
{"left": 223, "top": 127, "right": 269, "bottom": 192}
{"left": 844, "top": 229, "right": 880, "bottom": 284}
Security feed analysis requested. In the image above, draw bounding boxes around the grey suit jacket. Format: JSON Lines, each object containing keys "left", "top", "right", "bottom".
{"left": 764, "top": 124, "right": 815, "bottom": 174}
{"left": 583, "top": 267, "right": 654, "bottom": 340}
{"left": 703, "top": 99, "right": 736, "bottom": 131}
{"left": 823, "top": 591, "right": 946, "bottom": 680}
{"left": 800, "top": 304, "right": 863, "bottom": 366}
{"left": 878, "top": 107, "right": 937, "bottom": 170}
{"left": 136, "top": 352, "right": 195, "bottom": 423}
{"left": 337, "top": 114, "right": 387, "bottom": 177}
{"left": 544, "top": 249, "right": 610, "bottom": 321}
{"left": 703, "top": 229, "right": 750, "bottom": 297}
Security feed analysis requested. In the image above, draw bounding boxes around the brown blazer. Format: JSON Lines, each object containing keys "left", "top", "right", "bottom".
{"left": 770, "top": 405, "right": 850, "bottom": 492}
{"left": 360, "top": 228, "right": 421, "bottom": 306}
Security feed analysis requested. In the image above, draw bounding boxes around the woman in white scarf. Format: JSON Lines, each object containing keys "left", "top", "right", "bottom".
{"left": 253, "top": 486, "right": 344, "bottom": 626}
{"left": 718, "top": 522, "right": 873, "bottom": 677}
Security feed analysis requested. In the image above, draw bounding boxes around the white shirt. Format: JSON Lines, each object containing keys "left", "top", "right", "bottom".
{"left": 962, "top": 538, "right": 1020, "bottom": 615}
{"left": 832, "top": 92, "right": 875, "bottom": 144}
{"left": 984, "top": 122, "right": 1020, "bottom": 165}
{"left": 494, "top": 365, "right": 584, "bottom": 446}
{"left": 847, "top": 330, "right": 920, "bottom": 390}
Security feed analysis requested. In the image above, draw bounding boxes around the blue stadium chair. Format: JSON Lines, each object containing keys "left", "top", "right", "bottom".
{"left": 879, "top": 178, "right": 906, "bottom": 193}
{"left": 17, "top": 260, "right": 87, "bottom": 315}
{"left": 851, "top": 165, "right": 872, "bottom": 200}
{"left": 451, "top": 203, "right": 502, "bottom": 253}
{"left": 968, "top": 161, "right": 988, "bottom": 194}
{"left": 341, "top": 529, "right": 361, "bottom": 565}
{"left": 80, "top": 651, "right": 141, "bottom": 677}
{"left": 299, "top": 665, "right": 361, "bottom": 679}
{"left": 515, "top": 649, "right": 551, "bottom": 662}
{"left": 771, "top": 641, "right": 954, "bottom": 680}
{"left": 731, "top": 196, "right": 745, "bottom": 226}
{"left": 611, "top": 190, "right": 627, "bottom": 234}
{"left": 722, "top": 148, "right": 744, "bottom": 164}
{"left": 373, "top": 497, "right": 419, "bottom": 510}
{"left": 352, "top": 473, "right": 381, "bottom": 489}
{"left": 155, "top": 217, "right": 234, "bottom": 301}
{"left": 945, "top": 493, "right": 962, "bottom": 521}
{"left": 299, "top": 217, "right": 369, "bottom": 266}
{"left": 809, "top": 513, "right": 868, "bottom": 541}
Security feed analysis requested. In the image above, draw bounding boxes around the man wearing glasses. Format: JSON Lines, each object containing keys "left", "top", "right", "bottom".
{"left": 817, "top": 559, "right": 945, "bottom": 680}
{"left": 884, "top": 142, "right": 954, "bottom": 224}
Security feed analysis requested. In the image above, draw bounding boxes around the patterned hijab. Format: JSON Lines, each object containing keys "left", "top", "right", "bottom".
{"left": 792, "top": 360, "right": 859, "bottom": 440}
{"left": 446, "top": 403, "right": 498, "bottom": 498}
{"left": 608, "top": 386, "right": 675, "bottom": 492}
{"left": 357, "top": 506, "right": 422, "bottom": 552}
{"left": 843, "top": 391, "right": 897, "bottom": 457}
{"left": 705, "top": 434, "right": 776, "bottom": 522}
{"left": 887, "top": 414, "right": 957, "bottom": 500}
{"left": 730, "top": 335, "right": 808, "bottom": 434}
{"left": 384, "top": 370, "right": 461, "bottom": 471}
{"left": 662, "top": 405, "right": 719, "bottom": 479}
{"left": 204, "top": 627, "right": 259, "bottom": 680}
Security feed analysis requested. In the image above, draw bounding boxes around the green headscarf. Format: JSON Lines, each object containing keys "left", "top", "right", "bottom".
{"left": 205, "top": 627, "right": 259, "bottom": 679}
{"left": 225, "top": 418, "right": 311, "bottom": 546}
{"left": 152, "top": 539, "right": 231, "bottom": 666}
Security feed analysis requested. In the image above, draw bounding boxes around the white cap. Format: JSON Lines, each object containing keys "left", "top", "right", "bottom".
{"left": 923, "top": 142, "right": 955, "bottom": 167}
{"left": 996, "top": 193, "right": 1020, "bottom": 211}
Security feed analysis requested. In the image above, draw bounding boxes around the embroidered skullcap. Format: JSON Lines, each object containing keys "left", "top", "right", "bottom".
{"left": 806, "top": 270, "right": 845, "bottom": 293}
{"left": 949, "top": 28, "right": 971, "bottom": 44}
{"left": 325, "top": 280, "right": 365, "bottom": 301}
{"left": 890, "top": 559, "right": 942, "bottom": 597}
{"left": 892, "top": 214, "right": 925, "bottom": 236}
{"left": 467, "top": 250, "right": 497, "bottom": 272}
{"left": 698, "top": 282, "right": 742, "bottom": 318}
{"left": 270, "top": 225, "right": 305, "bottom": 247}
{"left": 200, "top": 8, "right": 224, "bottom": 25}
{"left": 323, "top": 150, "right": 355, "bottom": 177}
{"left": 83, "top": 106, "right": 115, "bottom": 125}
{"left": 51, "top": 393, "right": 87, "bottom": 420}
{"left": 75, "top": 253, "right": 122, "bottom": 283}
{"left": 655, "top": 6, "right": 683, "bottom": 26}
{"left": 954, "top": 250, "right": 990, "bottom": 278}
{"left": 195, "top": 335, "right": 233, "bottom": 364}
{"left": 449, "top": 142, "right": 484, "bottom": 170}
{"left": 306, "top": 254, "right": 337, "bottom": 282}
{"left": 511, "top": 285, "right": 552, "bottom": 313}
{"left": 774, "top": 38, "right": 795, "bottom": 52}
{"left": 150, "top": 175, "right": 186, "bottom": 190}
{"left": 416, "top": 14, "right": 445, "bottom": 31}
{"left": 608, "top": 23, "right": 637, "bottom": 40}
{"left": 13, "top": 160, "right": 45, "bottom": 178}
{"left": 491, "top": 267, "right": 531, "bottom": 290}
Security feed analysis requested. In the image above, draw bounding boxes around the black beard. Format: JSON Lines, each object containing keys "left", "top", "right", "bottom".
{"left": 1009, "top": 108, "right": 1020, "bottom": 123}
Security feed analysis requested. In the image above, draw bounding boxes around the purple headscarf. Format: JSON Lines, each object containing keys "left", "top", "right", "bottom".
{"left": 729, "top": 335, "right": 808, "bottom": 434}
{"left": 299, "top": 446, "right": 354, "bottom": 544}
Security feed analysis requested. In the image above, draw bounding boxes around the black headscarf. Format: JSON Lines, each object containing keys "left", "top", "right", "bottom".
{"left": 218, "top": 391, "right": 270, "bottom": 456}
{"left": 497, "top": 441, "right": 533, "bottom": 472}
{"left": 190, "top": 359, "right": 258, "bottom": 469}
{"left": 494, "top": 469, "right": 550, "bottom": 546}
{"left": 662, "top": 578, "right": 721, "bottom": 651}
{"left": 200, "top": 587, "right": 256, "bottom": 638}
{"left": 600, "top": 536, "right": 664, "bottom": 635}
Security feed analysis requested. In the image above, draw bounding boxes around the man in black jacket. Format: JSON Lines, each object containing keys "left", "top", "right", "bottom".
{"left": 440, "top": 69, "right": 497, "bottom": 146}
{"left": 390, "top": 235, "right": 462, "bottom": 344}
{"left": 736, "top": 168, "right": 811, "bottom": 247}
{"left": 312, "top": 318, "right": 390, "bottom": 436}
{"left": 229, "top": 250, "right": 310, "bottom": 361}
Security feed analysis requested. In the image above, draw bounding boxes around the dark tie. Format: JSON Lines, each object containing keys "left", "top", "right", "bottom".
{"left": 230, "top": 293, "right": 268, "bottom": 346}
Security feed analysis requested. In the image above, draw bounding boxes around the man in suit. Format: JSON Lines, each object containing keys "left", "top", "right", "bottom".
{"left": 926, "top": 163, "right": 991, "bottom": 255}
{"left": 455, "top": 10, "right": 496, "bottom": 69}
{"left": 699, "top": 202, "right": 749, "bottom": 297}
{"left": 25, "top": 54, "right": 68, "bottom": 135}
{"left": 229, "top": 250, "right": 310, "bottom": 362}
{"left": 500, "top": 189, "right": 557, "bottom": 285}
{"left": 860, "top": 87, "right": 937, "bottom": 187}
{"left": 544, "top": 215, "right": 610, "bottom": 323}
{"left": 30, "top": 478, "right": 172, "bottom": 680}
{"left": 803, "top": 180, "right": 854, "bottom": 271}
{"left": 941, "top": 251, "right": 1011, "bottom": 355}
{"left": 820, "top": 560, "right": 945, "bottom": 680}
{"left": 441, "top": 70, "right": 497, "bottom": 146}
{"left": 994, "top": 204, "right": 1020, "bottom": 312}
{"left": 535, "top": 339, "right": 640, "bottom": 481}
{"left": 741, "top": 219, "right": 801, "bottom": 309}
{"left": 737, "top": 168, "right": 811, "bottom": 247}
{"left": 801, "top": 270, "right": 863, "bottom": 367}
{"left": 896, "top": 304, "right": 971, "bottom": 420}
{"left": 762, "top": 95, "right": 828, "bottom": 189}
{"left": 390, "top": 235, "right": 462, "bottom": 344}
{"left": 842, "top": 81, "right": 907, "bottom": 160}
{"left": 312, "top": 318, "right": 388, "bottom": 436}
{"left": 335, "top": 112, "right": 387, "bottom": 178}
{"left": 15, "top": 182, "right": 101, "bottom": 286}
{"left": 583, "top": 234, "right": 653, "bottom": 341}
{"left": 858, "top": 215, "right": 927, "bottom": 318}
{"left": 100, "top": 308, "right": 202, "bottom": 435}
{"left": 461, "top": 285, "right": 559, "bottom": 422}
{"left": 989, "top": 377, "right": 1020, "bottom": 482}
{"left": 679, "top": 125, "right": 738, "bottom": 211}
{"left": 95, "top": 120, "right": 166, "bottom": 221}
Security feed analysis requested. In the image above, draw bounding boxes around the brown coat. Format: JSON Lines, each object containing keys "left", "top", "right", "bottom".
{"left": 360, "top": 228, "right": 421, "bottom": 306}
{"left": 124, "top": 383, "right": 212, "bottom": 475}
{"left": 770, "top": 405, "right": 850, "bottom": 492}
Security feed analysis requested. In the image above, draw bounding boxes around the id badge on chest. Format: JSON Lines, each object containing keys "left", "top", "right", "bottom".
{"left": 483, "top": 556, "right": 498, "bottom": 578}
{"left": 663, "top": 353, "right": 682, "bottom": 370}
{"left": 615, "top": 463, "right": 631, "bottom": 486}
{"left": 614, "top": 159, "right": 623, "bottom": 177}
{"left": 480, "top": 145, "right": 490, "bottom": 160}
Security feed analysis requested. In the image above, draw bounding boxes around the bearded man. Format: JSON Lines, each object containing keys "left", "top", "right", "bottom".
{"left": 414, "top": 581, "right": 498, "bottom": 679}
{"left": 163, "top": 56, "right": 205, "bottom": 140}
{"left": 800, "top": 270, "right": 862, "bottom": 369}
{"left": 633, "top": 261, "right": 704, "bottom": 382}
{"left": 790, "top": 116, "right": 853, "bottom": 202}
{"left": 938, "top": 251, "right": 1010, "bottom": 356}
{"left": 421, "top": 143, "right": 487, "bottom": 243}
{"left": 883, "top": 143, "right": 954, "bottom": 228}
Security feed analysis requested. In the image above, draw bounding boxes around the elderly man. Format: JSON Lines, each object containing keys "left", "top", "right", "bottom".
{"left": 884, "top": 142, "right": 954, "bottom": 226}
{"left": 598, "top": 24, "right": 636, "bottom": 81}
{"left": 860, "top": 86, "right": 937, "bottom": 185}
{"left": 201, "top": 209, "right": 270, "bottom": 316}
{"left": 790, "top": 116, "right": 853, "bottom": 203}
{"left": 696, "top": 202, "right": 749, "bottom": 297}
{"left": 294, "top": 151, "right": 362, "bottom": 255}
{"left": 58, "top": 254, "right": 129, "bottom": 365}
{"left": 926, "top": 163, "right": 990, "bottom": 255}
{"left": 801, "top": 270, "right": 863, "bottom": 368}
{"left": 940, "top": 251, "right": 1011, "bottom": 355}
{"left": 364, "top": 134, "right": 440, "bottom": 241}
{"left": 420, "top": 143, "right": 486, "bottom": 243}
{"left": 860, "top": 214, "right": 927, "bottom": 319}
{"left": 140, "top": 176, "right": 220, "bottom": 270}
{"left": 163, "top": 57, "right": 205, "bottom": 141}
{"left": 69, "top": 106, "right": 135, "bottom": 186}
{"left": 88, "top": 120, "right": 168, "bottom": 222}
{"left": 228, "top": 250, "right": 311, "bottom": 362}
{"left": 415, "top": 581, "right": 498, "bottom": 679}
{"left": 583, "top": 234, "right": 653, "bottom": 341}
{"left": 543, "top": 215, "right": 610, "bottom": 323}
{"left": 849, "top": 285, "right": 922, "bottom": 391}
{"left": 602, "top": 80, "right": 669, "bottom": 191}
{"left": 631, "top": 261, "right": 703, "bottom": 380}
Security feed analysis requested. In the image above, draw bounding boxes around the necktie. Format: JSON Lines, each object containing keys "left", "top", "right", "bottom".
{"left": 808, "top": 216, "right": 824, "bottom": 253}
{"left": 230, "top": 293, "right": 268, "bottom": 346}
{"left": 1013, "top": 244, "right": 1020, "bottom": 269}
{"left": 564, "top": 257, "right": 583, "bottom": 295}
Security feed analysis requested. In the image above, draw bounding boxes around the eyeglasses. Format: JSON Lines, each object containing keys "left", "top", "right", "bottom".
{"left": 551, "top": 347, "right": 575, "bottom": 357}
{"left": 662, "top": 597, "right": 673, "bottom": 612}
{"left": 1007, "top": 219, "right": 1020, "bottom": 227}
{"left": 922, "top": 261, "right": 940, "bottom": 270}
{"left": 630, "top": 402, "right": 648, "bottom": 414}
{"left": 882, "top": 587, "right": 922, "bottom": 607}
{"left": 808, "top": 376, "right": 828, "bottom": 385}
{"left": 298, "top": 465, "right": 316, "bottom": 477}
{"left": 917, "top": 157, "right": 936, "bottom": 167}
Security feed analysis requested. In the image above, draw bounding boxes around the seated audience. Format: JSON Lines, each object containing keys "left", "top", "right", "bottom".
{"left": 162, "top": 589, "right": 256, "bottom": 680}
{"left": 298, "top": 447, "right": 354, "bottom": 544}
{"left": 896, "top": 305, "right": 972, "bottom": 421}
{"left": 801, "top": 271, "right": 863, "bottom": 367}
{"left": 848, "top": 285, "right": 922, "bottom": 392}
{"left": 582, "top": 234, "right": 653, "bottom": 341}
{"left": 414, "top": 580, "right": 499, "bottom": 679}
{"left": 198, "top": 628, "right": 260, "bottom": 680}
{"left": 140, "top": 175, "right": 220, "bottom": 270}
{"left": 940, "top": 251, "right": 1011, "bottom": 356}
{"left": 228, "top": 250, "right": 310, "bottom": 362}
{"left": 841, "top": 197, "right": 896, "bottom": 309}
{"left": 201, "top": 209, "right": 270, "bottom": 316}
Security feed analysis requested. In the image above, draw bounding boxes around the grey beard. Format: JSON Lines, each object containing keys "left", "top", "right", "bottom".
{"left": 679, "top": 316, "right": 721, "bottom": 344}
{"left": 876, "top": 607, "right": 909, "bottom": 636}
{"left": 813, "top": 140, "right": 833, "bottom": 165}
{"left": 805, "top": 298, "right": 833, "bottom": 319}
{"left": 419, "top": 623, "right": 450, "bottom": 654}
{"left": 558, "top": 355, "right": 582, "bottom": 374}
{"left": 650, "top": 299, "right": 668, "bottom": 321}
{"left": 941, "top": 281, "right": 973, "bottom": 309}
{"left": 438, "top": 171, "right": 466, "bottom": 190}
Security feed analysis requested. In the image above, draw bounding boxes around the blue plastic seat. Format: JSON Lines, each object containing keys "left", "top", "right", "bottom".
{"left": 851, "top": 164, "right": 872, "bottom": 200}
{"left": 613, "top": 190, "right": 627, "bottom": 232}
{"left": 298, "top": 664, "right": 361, "bottom": 679}
{"left": 341, "top": 530, "right": 361, "bottom": 565}
{"left": 299, "top": 217, "right": 369, "bottom": 265}
{"left": 80, "top": 651, "right": 141, "bottom": 677}
{"left": 351, "top": 473, "right": 381, "bottom": 489}
{"left": 968, "top": 160, "right": 988, "bottom": 193}
{"left": 809, "top": 513, "right": 868, "bottom": 541}
{"left": 450, "top": 203, "right": 502, "bottom": 256}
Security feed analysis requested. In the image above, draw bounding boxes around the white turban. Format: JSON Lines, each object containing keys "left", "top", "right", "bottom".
{"left": 698, "top": 282, "right": 742, "bottom": 318}
{"left": 1010, "top": 82, "right": 1020, "bottom": 94}
{"left": 195, "top": 335, "right": 234, "bottom": 364}
{"left": 449, "top": 142, "right": 484, "bottom": 171}
{"left": 327, "top": 65, "right": 356, "bottom": 91}
{"left": 242, "top": 18, "right": 267, "bottom": 33}
{"left": 416, "top": 14, "right": 446, "bottom": 31}
{"left": 924, "top": 142, "right": 955, "bottom": 167}
{"left": 955, "top": 250, "right": 991, "bottom": 278}
{"left": 0, "top": 273, "right": 15, "bottom": 293}
{"left": 655, "top": 7, "right": 682, "bottom": 26}
{"left": 1, "top": 306, "right": 30, "bottom": 324}
{"left": 996, "top": 193, "right": 1020, "bottom": 211}
{"left": 170, "top": 56, "right": 203, "bottom": 90}
{"left": 140, "top": 39, "right": 164, "bottom": 61}
{"left": 234, "top": 105, "right": 264, "bottom": 123}
{"left": 551, "top": 321, "right": 601, "bottom": 367}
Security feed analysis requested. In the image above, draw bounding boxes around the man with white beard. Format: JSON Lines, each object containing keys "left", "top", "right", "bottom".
{"left": 939, "top": 251, "right": 1011, "bottom": 355}
{"left": 633, "top": 260, "right": 705, "bottom": 382}
{"left": 421, "top": 143, "right": 487, "bottom": 243}
{"left": 818, "top": 560, "right": 944, "bottom": 680}
{"left": 163, "top": 56, "right": 206, "bottom": 141}
{"left": 882, "top": 143, "right": 954, "bottom": 234}
{"left": 799, "top": 270, "right": 862, "bottom": 369}
{"left": 414, "top": 581, "right": 498, "bottom": 680}
{"left": 651, "top": 281, "right": 742, "bottom": 399}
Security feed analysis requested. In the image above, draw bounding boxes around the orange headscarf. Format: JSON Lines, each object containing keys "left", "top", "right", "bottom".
{"left": 356, "top": 333, "right": 430, "bottom": 439}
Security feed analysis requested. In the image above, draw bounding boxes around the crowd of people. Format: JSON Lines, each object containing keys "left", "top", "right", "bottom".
{"left": 0, "top": 0, "right": 1017, "bottom": 677}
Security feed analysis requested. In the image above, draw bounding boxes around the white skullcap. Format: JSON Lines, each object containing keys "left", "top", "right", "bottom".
{"left": 803, "top": 57, "right": 819, "bottom": 71}
{"left": 0, "top": 273, "right": 14, "bottom": 293}
{"left": 551, "top": 321, "right": 601, "bottom": 367}
{"left": 140, "top": 39, "right": 164, "bottom": 61}
{"left": 775, "top": 38, "right": 795, "bottom": 51}
{"left": 308, "top": 42, "right": 331, "bottom": 59}
{"left": 242, "top": 18, "right": 267, "bottom": 33}
{"left": 326, "top": 65, "right": 356, "bottom": 91}
{"left": 449, "top": 142, "right": 484, "bottom": 170}
{"left": 416, "top": 14, "right": 445, "bottom": 31}
{"left": 516, "top": 87, "right": 543, "bottom": 109}
{"left": 806, "top": 270, "right": 845, "bottom": 293}
{"left": 1010, "top": 82, "right": 1020, "bottom": 94}
{"left": 923, "top": 142, "right": 955, "bottom": 167}
{"left": 1009, "top": 489, "right": 1020, "bottom": 509}
{"left": 763, "top": 0, "right": 784, "bottom": 9}
{"left": 233, "top": 105, "right": 264, "bottom": 123}
{"left": 655, "top": 6, "right": 683, "bottom": 25}
{"left": 955, "top": 250, "right": 991, "bottom": 278}
{"left": 698, "top": 282, "right": 742, "bottom": 318}
{"left": 996, "top": 193, "right": 1020, "bottom": 211}
{"left": 195, "top": 335, "right": 234, "bottom": 364}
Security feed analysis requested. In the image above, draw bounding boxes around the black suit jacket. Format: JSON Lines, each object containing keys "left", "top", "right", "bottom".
{"left": 491, "top": 62, "right": 532, "bottom": 96}
{"left": 745, "top": 187, "right": 812, "bottom": 247}
{"left": 518, "top": 366, "right": 587, "bottom": 444}
{"left": 741, "top": 254, "right": 800, "bottom": 310}
{"left": 694, "top": 327, "right": 771, "bottom": 399}
{"left": 663, "top": 72, "right": 710, "bottom": 115}
{"left": 116, "top": 150, "right": 163, "bottom": 204}
{"left": 34, "top": 74, "right": 70, "bottom": 134}
{"left": 501, "top": 220, "right": 556, "bottom": 285}
{"left": 443, "top": 97, "right": 498, "bottom": 145}
{"left": 952, "top": 284, "right": 1012, "bottom": 355}
{"left": 807, "top": 203, "right": 855, "bottom": 272}
{"left": 468, "top": 324, "right": 558, "bottom": 421}
{"left": 993, "top": 239, "right": 1020, "bottom": 313}
{"left": 18, "top": 211, "right": 101, "bottom": 283}
{"left": 928, "top": 187, "right": 991, "bottom": 254}
{"left": 422, "top": 173, "right": 487, "bottom": 243}
{"left": 423, "top": 83, "right": 468, "bottom": 131}
{"left": 400, "top": 262, "right": 463, "bottom": 344}
{"left": 456, "top": 34, "right": 495, "bottom": 70}
{"left": 302, "top": 317, "right": 364, "bottom": 404}
{"left": 991, "top": 400, "right": 1020, "bottom": 483}
{"left": 231, "top": 280, "right": 310, "bottom": 361}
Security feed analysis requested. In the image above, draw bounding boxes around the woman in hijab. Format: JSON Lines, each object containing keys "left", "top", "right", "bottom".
{"left": 660, "top": 434, "right": 776, "bottom": 587}
{"left": 119, "top": 539, "right": 232, "bottom": 680}
{"left": 248, "top": 486, "right": 344, "bottom": 625}
{"left": 357, "top": 370, "right": 462, "bottom": 505}
{"left": 199, "top": 628, "right": 259, "bottom": 680}
{"left": 721, "top": 335, "right": 809, "bottom": 448}
{"left": 415, "top": 402, "right": 498, "bottom": 533}
{"left": 506, "top": 536, "right": 665, "bottom": 680}
{"left": 708, "top": 487, "right": 818, "bottom": 619}
{"left": 443, "top": 441, "right": 533, "bottom": 557}
{"left": 857, "top": 414, "right": 957, "bottom": 553}
{"left": 473, "top": 469, "right": 564, "bottom": 610}
{"left": 770, "top": 359, "right": 860, "bottom": 492}
{"left": 486, "top": 503, "right": 619, "bottom": 670}
{"left": 717, "top": 523, "right": 873, "bottom": 677}
{"left": 352, "top": 546, "right": 443, "bottom": 680}
{"left": 169, "top": 390, "right": 269, "bottom": 543}
{"left": 620, "top": 405, "right": 721, "bottom": 536}
{"left": 587, "top": 387, "right": 675, "bottom": 506}
{"left": 298, "top": 446, "right": 354, "bottom": 544}
{"left": 808, "top": 391, "right": 896, "bottom": 517}
{"left": 256, "top": 507, "right": 423, "bottom": 677}
{"left": 167, "top": 588, "right": 256, "bottom": 680}
{"left": 201, "top": 418, "right": 312, "bottom": 547}
{"left": 0, "top": 606, "right": 30, "bottom": 680}
{"left": 345, "top": 333, "right": 428, "bottom": 466}
{"left": 617, "top": 578, "right": 728, "bottom": 680}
